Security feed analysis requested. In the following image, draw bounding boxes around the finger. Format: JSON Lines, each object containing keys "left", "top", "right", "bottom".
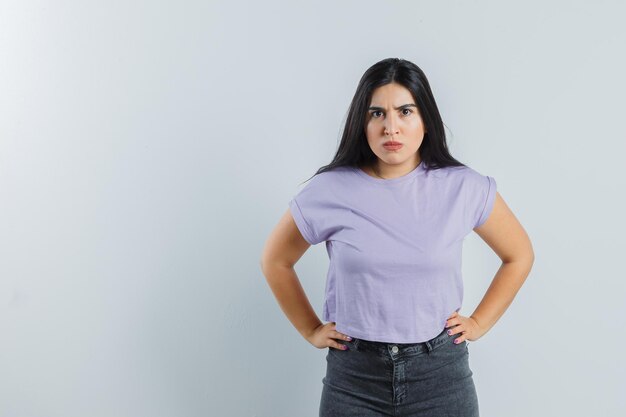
{"left": 453, "top": 331, "right": 466, "bottom": 345}
{"left": 331, "top": 340, "right": 348, "bottom": 350}
{"left": 447, "top": 324, "right": 462, "bottom": 336}
{"left": 333, "top": 331, "right": 352, "bottom": 341}
{"left": 445, "top": 318, "right": 458, "bottom": 328}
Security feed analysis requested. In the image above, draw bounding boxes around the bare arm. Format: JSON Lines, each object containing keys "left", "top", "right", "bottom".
{"left": 260, "top": 208, "right": 351, "bottom": 349}
{"left": 470, "top": 191, "right": 535, "bottom": 333}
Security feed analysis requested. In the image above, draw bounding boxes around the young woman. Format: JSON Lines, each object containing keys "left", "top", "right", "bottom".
{"left": 260, "top": 58, "right": 534, "bottom": 417}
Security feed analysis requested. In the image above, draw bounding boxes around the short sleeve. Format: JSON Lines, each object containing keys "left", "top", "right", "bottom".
{"left": 473, "top": 175, "right": 497, "bottom": 228}
{"left": 470, "top": 174, "right": 497, "bottom": 229}
{"left": 288, "top": 175, "right": 333, "bottom": 245}
{"left": 289, "top": 197, "right": 320, "bottom": 245}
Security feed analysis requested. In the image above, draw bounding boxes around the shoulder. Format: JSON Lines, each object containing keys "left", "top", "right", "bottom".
{"left": 421, "top": 164, "right": 473, "bottom": 181}
{"left": 423, "top": 165, "right": 494, "bottom": 199}
{"left": 447, "top": 165, "right": 497, "bottom": 209}
{"left": 297, "top": 166, "right": 356, "bottom": 189}
{"left": 429, "top": 164, "right": 488, "bottom": 182}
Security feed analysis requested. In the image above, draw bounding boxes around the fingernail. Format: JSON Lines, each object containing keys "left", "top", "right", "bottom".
{"left": 346, "top": 336, "right": 352, "bottom": 341}
{"left": 343, "top": 345, "right": 349, "bottom": 350}
{"left": 447, "top": 330, "right": 452, "bottom": 335}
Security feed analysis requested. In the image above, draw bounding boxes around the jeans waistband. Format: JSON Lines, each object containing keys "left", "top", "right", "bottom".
{"left": 347, "top": 326, "right": 453, "bottom": 356}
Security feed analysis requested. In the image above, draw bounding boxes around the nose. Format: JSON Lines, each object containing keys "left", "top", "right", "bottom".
{"left": 384, "top": 114, "right": 399, "bottom": 136}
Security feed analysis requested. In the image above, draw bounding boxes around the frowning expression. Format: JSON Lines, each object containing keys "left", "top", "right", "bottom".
{"left": 365, "top": 82, "right": 427, "bottom": 166}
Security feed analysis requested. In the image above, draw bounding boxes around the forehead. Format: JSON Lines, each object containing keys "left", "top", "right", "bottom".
{"left": 369, "top": 83, "right": 414, "bottom": 105}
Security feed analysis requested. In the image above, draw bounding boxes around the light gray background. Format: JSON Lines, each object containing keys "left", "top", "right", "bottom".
{"left": 1, "top": 1, "right": 625, "bottom": 416}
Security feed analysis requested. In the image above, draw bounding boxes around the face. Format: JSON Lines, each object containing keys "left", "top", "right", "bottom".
{"left": 365, "top": 82, "right": 427, "bottom": 171}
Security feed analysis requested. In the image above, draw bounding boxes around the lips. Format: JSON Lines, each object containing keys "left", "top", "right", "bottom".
{"left": 383, "top": 141, "right": 403, "bottom": 151}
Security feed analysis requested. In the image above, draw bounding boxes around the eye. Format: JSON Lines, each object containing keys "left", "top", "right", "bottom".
{"left": 369, "top": 108, "right": 414, "bottom": 118}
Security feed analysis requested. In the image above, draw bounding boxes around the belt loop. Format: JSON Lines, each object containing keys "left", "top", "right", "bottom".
{"left": 425, "top": 340, "right": 433, "bottom": 354}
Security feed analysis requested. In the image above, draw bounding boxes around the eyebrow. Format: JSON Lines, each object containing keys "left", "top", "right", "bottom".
{"left": 368, "top": 104, "right": 418, "bottom": 111}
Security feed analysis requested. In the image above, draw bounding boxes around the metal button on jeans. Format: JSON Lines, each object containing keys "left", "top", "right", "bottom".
{"left": 391, "top": 345, "right": 399, "bottom": 353}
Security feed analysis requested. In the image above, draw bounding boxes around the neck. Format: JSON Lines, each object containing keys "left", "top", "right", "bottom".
{"left": 372, "top": 157, "right": 422, "bottom": 179}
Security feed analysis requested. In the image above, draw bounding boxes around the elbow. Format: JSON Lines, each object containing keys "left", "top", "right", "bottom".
{"left": 260, "top": 254, "right": 297, "bottom": 279}
{"left": 512, "top": 238, "right": 535, "bottom": 267}
{"left": 527, "top": 241, "right": 536, "bottom": 266}
{"left": 259, "top": 257, "right": 284, "bottom": 276}
{"left": 514, "top": 251, "right": 535, "bottom": 274}
{"left": 502, "top": 249, "right": 535, "bottom": 268}
{"left": 261, "top": 257, "right": 295, "bottom": 273}
{"left": 260, "top": 257, "right": 269, "bottom": 275}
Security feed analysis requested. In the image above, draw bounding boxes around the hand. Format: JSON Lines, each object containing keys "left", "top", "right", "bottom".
{"left": 445, "top": 311, "right": 486, "bottom": 344}
{"left": 306, "top": 322, "right": 353, "bottom": 350}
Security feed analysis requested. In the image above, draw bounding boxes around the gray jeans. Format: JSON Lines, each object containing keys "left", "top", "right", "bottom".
{"left": 319, "top": 326, "right": 480, "bottom": 417}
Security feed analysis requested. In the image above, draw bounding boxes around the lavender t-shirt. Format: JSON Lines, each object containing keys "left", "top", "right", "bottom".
{"left": 288, "top": 160, "right": 497, "bottom": 343}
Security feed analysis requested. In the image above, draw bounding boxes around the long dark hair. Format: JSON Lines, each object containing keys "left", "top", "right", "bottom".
{"left": 304, "top": 57, "right": 466, "bottom": 183}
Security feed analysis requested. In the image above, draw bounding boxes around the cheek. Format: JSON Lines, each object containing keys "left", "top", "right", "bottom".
{"left": 408, "top": 118, "right": 425, "bottom": 131}
{"left": 409, "top": 123, "right": 426, "bottom": 139}
{"left": 365, "top": 124, "right": 379, "bottom": 143}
